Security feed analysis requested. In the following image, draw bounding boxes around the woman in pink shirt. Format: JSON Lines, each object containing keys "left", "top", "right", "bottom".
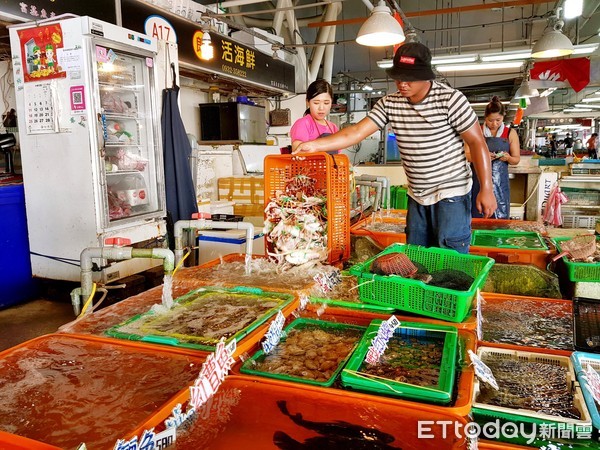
{"left": 290, "top": 79, "right": 340, "bottom": 154}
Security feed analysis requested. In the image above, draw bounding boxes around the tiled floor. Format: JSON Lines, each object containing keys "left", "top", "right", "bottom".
{"left": 0, "top": 297, "right": 76, "bottom": 352}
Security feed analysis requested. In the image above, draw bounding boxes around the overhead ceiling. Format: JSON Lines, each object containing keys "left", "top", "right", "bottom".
{"left": 199, "top": 0, "right": 600, "bottom": 117}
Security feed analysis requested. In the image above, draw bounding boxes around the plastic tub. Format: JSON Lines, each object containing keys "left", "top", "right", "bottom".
{"left": 0, "top": 184, "right": 36, "bottom": 308}
{"left": 0, "top": 334, "right": 207, "bottom": 449}
{"left": 571, "top": 351, "right": 600, "bottom": 431}
{"left": 480, "top": 292, "right": 573, "bottom": 355}
{"left": 573, "top": 297, "right": 600, "bottom": 353}
{"left": 473, "top": 347, "right": 592, "bottom": 431}
{"left": 141, "top": 375, "right": 470, "bottom": 449}
{"left": 106, "top": 286, "right": 297, "bottom": 356}
{"left": 341, "top": 320, "right": 458, "bottom": 405}
{"left": 240, "top": 318, "right": 365, "bottom": 387}
{"left": 469, "top": 230, "right": 554, "bottom": 270}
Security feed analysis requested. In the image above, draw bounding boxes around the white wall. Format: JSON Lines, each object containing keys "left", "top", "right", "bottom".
{"left": 178, "top": 82, "right": 208, "bottom": 141}
{"left": 0, "top": 60, "right": 16, "bottom": 124}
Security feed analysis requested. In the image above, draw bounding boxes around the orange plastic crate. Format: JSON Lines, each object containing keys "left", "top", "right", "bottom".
{"left": 350, "top": 215, "right": 407, "bottom": 247}
{"left": 478, "top": 440, "right": 537, "bottom": 449}
{"left": 0, "top": 334, "right": 207, "bottom": 449}
{"left": 479, "top": 292, "right": 573, "bottom": 356}
{"left": 471, "top": 218, "right": 548, "bottom": 236}
{"left": 264, "top": 153, "right": 351, "bottom": 264}
{"left": 469, "top": 244, "right": 555, "bottom": 270}
{"left": 141, "top": 374, "right": 470, "bottom": 449}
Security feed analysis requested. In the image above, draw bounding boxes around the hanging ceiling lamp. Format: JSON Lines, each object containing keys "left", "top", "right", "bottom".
{"left": 514, "top": 80, "right": 539, "bottom": 99}
{"left": 356, "top": 0, "right": 405, "bottom": 47}
{"left": 200, "top": 31, "right": 214, "bottom": 60}
{"left": 531, "top": 11, "right": 574, "bottom": 59}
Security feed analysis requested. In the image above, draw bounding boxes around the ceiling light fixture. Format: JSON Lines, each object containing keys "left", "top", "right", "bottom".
{"left": 574, "top": 104, "right": 600, "bottom": 109}
{"left": 531, "top": 11, "right": 574, "bottom": 59}
{"left": 564, "top": 0, "right": 583, "bottom": 19}
{"left": 435, "top": 61, "right": 524, "bottom": 72}
{"left": 431, "top": 54, "right": 478, "bottom": 65}
{"left": 514, "top": 78, "right": 539, "bottom": 99}
{"left": 564, "top": 108, "right": 591, "bottom": 112}
{"left": 376, "top": 59, "right": 393, "bottom": 69}
{"left": 362, "top": 77, "right": 374, "bottom": 91}
{"left": 200, "top": 31, "right": 214, "bottom": 60}
{"left": 356, "top": 0, "right": 406, "bottom": 47}
{"left": 582, "top": 97, "right": 600, "bottom": 103}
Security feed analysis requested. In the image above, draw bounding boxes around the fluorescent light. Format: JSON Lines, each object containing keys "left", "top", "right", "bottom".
{"left": 575, "top": 103, "right": 600, "bottom": 109}
{"left": 431, "top": 54, "right": 478, "bottom": 65}
{"left": 356, "top": 1, "right": 405, "bottom": 47}
{"left": 481, "top": 49, "right": 532, "bottom": 62}
{"left": 435, "top": 61, "right": 524, "bottom": 72}
{"left": 564, "top": 108, "right": 591, "bottom": 112}
{"left": 564, "top": 0, "right": 583, "bottom": 19}
{"left": 376, "top": 59, "right": 393, "bottom": 69}
{"left": 469, "top": 101, "right": 510, "bottom": 107}
{"left": 581, "top": 97, "right": 600, "bottom": 103}
{"left": 572, "top": 43, "right": 599, "bottom": 55}
{"left": 539, "top": 87, "right": 557, "bottom": 98}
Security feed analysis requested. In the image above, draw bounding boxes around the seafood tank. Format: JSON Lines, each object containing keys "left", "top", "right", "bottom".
{"left": 482, "top": 263, "right": 562, "bottom": 298}
{"left": 474, "top": 348, "right": 588, "bottom": 424}
{"left": 0, "top": 334, "right": 203, "bottom": 449}
{"left": 145, "top": 376, "right": 469, "bottom": 450}
{"left": 241, "top": 318, "right": 364, "bottom": 386}
{"left": 341, "top": 321, "right": 458, "bottom": 405}
{"left": 481, "top": 294, "right": 573, "bottom": 351}
{"left": 107, "top": 287, "right": 294, "bottom": 351}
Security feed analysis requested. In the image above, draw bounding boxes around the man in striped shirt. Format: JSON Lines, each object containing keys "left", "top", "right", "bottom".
{"left": 294, "top": 42, "right": 496, "bottom": 254}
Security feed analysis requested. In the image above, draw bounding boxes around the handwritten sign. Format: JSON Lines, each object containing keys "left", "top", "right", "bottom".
{"left": 583, "top": 364, "right": 600, "bottom": 403}
{"left": 468, "top": 350, "right": 499, "bottom": 390}
{"left": 313, "top": 270, "right": 342, "bottom": 294}
{"left": 114, "top": 427, "right": 175, "bottom": 450}
{"left": 365, "top": 316, "right": 400, "bottom": 365}
{"left": 262, "top": 310, "right": 286, "bottom": 354}
{"left": 476, "top": 290, "right": 484, "bottom": 341}
{"left": 164, "top": 403, "right": 195, "bottom": 430}
{"left": 189, "top": 338, "right": 236, "bottom": 410}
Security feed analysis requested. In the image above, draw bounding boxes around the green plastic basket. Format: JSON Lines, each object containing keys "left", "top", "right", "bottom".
{"left": 471, "top": 230, "right": 548, "bottom": 250}
{"left": 347, "top": 243, "right": 494, "bottom": 322}
{"left": 105, "top": 286, "right": 294, "bottom": 351}
{"left": 239, "top": 318, "right": 365, "bottom": 387}
{"left": 340, "top": 320, "right": 458, "bottom": 405}
{"left": 552, "top": 236, "right": 600, "bottom": 282}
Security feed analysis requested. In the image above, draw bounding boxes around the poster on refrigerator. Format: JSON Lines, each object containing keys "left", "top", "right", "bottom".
{"left": 17, "top": 23, "right": 66, "bottom": 82}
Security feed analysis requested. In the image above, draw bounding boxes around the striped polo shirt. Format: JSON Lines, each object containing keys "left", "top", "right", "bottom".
{"left": 368, "top": 81, "right": 478, "bottom": 206}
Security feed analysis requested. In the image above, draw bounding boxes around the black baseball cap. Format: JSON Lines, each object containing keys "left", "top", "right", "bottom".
{"left": 386, "top": 42, "right": 436, "bottom": 82}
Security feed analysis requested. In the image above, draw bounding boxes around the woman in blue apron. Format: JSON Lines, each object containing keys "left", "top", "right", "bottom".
{"left": 467, "top": 96, "right": 521, "bottom": 219}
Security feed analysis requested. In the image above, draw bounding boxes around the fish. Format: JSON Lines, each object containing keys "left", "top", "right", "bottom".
{"left": 273, "top": 431, "right": 403, "bottom": 450}
{"left": 275, "top": 400, "right": 399, "bottom": 445}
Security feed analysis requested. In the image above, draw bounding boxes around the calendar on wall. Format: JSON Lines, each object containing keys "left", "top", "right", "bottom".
{"left": 24, "top": 82, "right": 59, "bottom": 134}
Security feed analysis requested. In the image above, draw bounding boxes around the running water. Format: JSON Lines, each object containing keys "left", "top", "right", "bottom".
{"left": 150, "top": 273, "right": 173, "bottom": 314}
{"left": 162, "top": 274, "right": 174, "bottom": 309}
{"left": 244, "top": 253, "right": 252, "bottom": 275}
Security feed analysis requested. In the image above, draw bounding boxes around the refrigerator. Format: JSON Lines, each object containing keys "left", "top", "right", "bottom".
{"left": 9, "top": 15, "right": 167, "bottom": 283}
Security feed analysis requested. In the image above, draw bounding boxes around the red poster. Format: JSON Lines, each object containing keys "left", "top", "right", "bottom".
{"left": 530, "top": 57, "right": 590, "bottom": 92}
{"left": 18, "top": 24, "right": 66, "bottom": 82}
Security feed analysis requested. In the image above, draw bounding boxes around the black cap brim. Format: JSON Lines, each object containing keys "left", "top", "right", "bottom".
{"left": 386, "top": 65, "right": 436, "bottom": 82}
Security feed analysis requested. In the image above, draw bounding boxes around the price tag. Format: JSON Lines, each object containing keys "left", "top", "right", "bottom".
{"left": 154, "top": 427, "right": 176, "bottom": 449}
{"left": 299, "top": 293, "right": 310, "bottom": 311}
{"left": 164, "top": 403, "right": 195, "bottom": 430}
{"left": 583, "top": 364, "right": 600, "bottom": 403}
{"left": 189, "top": 337, "right": 236, "bottom": 410}
{"left": 365, "top": 316, "right": 400, "bottom": 365}
{"left": 313, "top": 269, "right": 342, "bottom": 294}
{"left": 468, "top": 350, "right": 499, "bottom": 390}
{"left": 476, "top": 290, "right": 484, "bottom": 341}
{"left": 262, "top": 310, "right": 286, "bottom": 354}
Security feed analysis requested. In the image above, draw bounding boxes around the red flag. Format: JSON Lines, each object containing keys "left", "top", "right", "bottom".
{"left": 530, "top": 57, "right": 590, "bottom": 92}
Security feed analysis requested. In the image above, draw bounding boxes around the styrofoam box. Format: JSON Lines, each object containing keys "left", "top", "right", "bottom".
{"left": 198, "top": 201, "right": 235, "bottom": 215}
{"left": 197, "top": 229, "right": 265, "bottom": 264}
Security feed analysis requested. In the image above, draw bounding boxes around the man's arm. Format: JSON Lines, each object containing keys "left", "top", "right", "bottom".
{"left": 293, "top": 117, "right": 380, "bottom": 154}
{"left": 461, "top": 124, "right": 497, "bottom": 218}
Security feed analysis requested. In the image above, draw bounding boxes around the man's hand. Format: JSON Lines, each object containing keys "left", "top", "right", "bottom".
{"left": 475, "top": 187, "right": 497, "bottom": 218}
{"left": 293, "top": 141, "right": 319, "bottom": 154}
